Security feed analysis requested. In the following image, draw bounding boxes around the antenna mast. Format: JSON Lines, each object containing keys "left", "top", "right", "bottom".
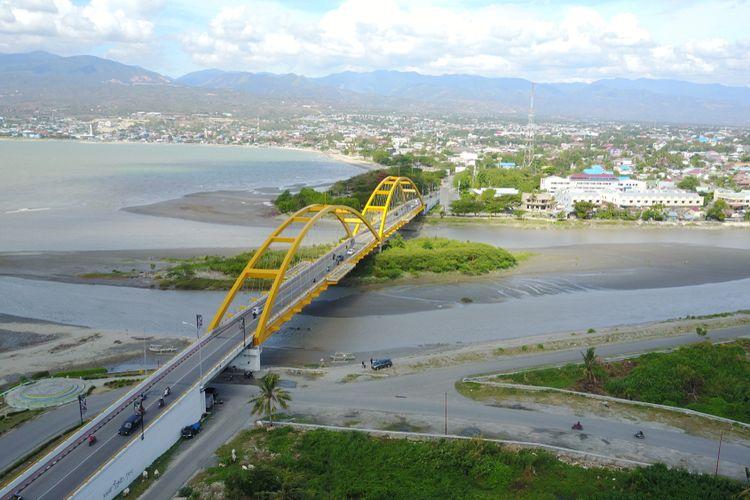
{"left": 523, "top": 82, "right": 535, "bottom": 171}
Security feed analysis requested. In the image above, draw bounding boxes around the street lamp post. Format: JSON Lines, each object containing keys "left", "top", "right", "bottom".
{"left": 196, "top": 314, "right": 204, "bottom": 384}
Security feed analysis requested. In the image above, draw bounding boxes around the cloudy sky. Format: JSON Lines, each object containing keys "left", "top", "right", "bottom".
{"left": 1, "top": 0, "right": 748, "bottom": 85}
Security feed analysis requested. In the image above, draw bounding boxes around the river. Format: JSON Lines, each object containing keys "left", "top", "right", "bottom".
{"left": 1, "top": 141, "right": 749, "bottom": 366}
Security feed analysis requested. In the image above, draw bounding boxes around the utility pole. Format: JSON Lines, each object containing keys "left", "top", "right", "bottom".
{"left": 523, "top": 82, "right": 536, "bottom": 172}
{"left": 715, "top": 430, "right": 724, "bottom": 476}
{"left": 196, "top": 314, "right": 204, "bottom": 384}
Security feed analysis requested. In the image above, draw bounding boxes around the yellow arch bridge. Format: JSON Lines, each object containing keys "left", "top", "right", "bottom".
{"left": 208, "top": 175, "right": 436, "bottom": 347}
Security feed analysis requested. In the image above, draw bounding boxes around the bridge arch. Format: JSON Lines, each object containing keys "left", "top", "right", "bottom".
{"left": 354, "top": 176, "right": 425, "bottom": 239}
{"left": 207, "top": 204, "right": 380, "bottom": 345}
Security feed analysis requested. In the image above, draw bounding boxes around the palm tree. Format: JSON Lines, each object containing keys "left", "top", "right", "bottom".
{"left": 581, "top": 347, "right": 598, "bottom": 384}
{"left": 250, "top": 372, "right": 291, "bottom": 424}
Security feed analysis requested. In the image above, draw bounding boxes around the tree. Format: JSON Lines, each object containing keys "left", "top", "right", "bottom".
{"left": 573, "top": 201, "right": 595, "bottom": 219}
{"left": 696, "top": 325, "right": 708, "bottom": 337}
{"left": 250, "top": 372, "right": 291, "bottom": 424}
{"left": 706, "top": 199, "right": 729, "bottom": 221}
{"left": 581, "top": 347, "right": 598, "bottom": 384}
{"left": 677, "top": 176, "right": 700, "bottom": 192}
{"left": 641, "top": 204, "right": 666, "bottom": 221}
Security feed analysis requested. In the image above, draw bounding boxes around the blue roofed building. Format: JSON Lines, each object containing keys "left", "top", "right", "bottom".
{"left": 583, "top": 164, "right": 613, "bottom": 175}
{"left": 497, "top": 161, "right": 517, "bottom": 169}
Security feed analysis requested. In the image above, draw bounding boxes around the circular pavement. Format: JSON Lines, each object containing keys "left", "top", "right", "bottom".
{"left": 5, "top": 378, "right": 90, "bottom": 410}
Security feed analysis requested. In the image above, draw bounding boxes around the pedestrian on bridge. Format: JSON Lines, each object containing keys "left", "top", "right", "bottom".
{"left": 362, "top": 361, "right": 366, "bottom": 369}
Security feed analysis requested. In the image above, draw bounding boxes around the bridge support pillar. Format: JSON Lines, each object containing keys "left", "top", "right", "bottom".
{"left": 234, "top": 346, "right": 262, "bottom": 372}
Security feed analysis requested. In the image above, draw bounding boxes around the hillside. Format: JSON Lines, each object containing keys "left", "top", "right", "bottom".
{"left": 2, "top": 51, "right": 750, "bottom": 125}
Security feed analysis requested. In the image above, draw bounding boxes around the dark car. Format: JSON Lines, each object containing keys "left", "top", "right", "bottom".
{"left": 371, "top": 358, "right": 393, "bottom": 370}
{"left": 118, "top": 414, "right": 142, "bottom": 436}
{"left": 181, "top": 422, "right": 201, "bottom": 439}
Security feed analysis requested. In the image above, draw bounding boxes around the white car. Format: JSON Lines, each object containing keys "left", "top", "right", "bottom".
{"left": 346, "top": 248, "right": 355, "bottom": 255}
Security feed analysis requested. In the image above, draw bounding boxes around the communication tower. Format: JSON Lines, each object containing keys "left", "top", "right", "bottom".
{"left": 522, "top": 82, "right": 536, "bottom": 171}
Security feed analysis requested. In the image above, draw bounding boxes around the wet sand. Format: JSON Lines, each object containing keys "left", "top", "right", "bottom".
{"left": 123, "top": 190, "right": 283, "bottom": 228}
{"left": 0, "top": 313, "right": 188, "bottom": 385}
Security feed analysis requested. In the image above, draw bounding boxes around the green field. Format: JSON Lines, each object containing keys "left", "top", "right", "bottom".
{"left": 187, "top": 427, "right": 742, "bottom": 499}
{"left": 352, "top": 235, "right": 517, "bottom": 280}
{"left": 499, "top": 340, "right": 750, "bottom": 422}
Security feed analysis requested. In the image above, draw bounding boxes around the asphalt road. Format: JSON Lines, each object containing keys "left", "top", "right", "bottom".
{"left": 136, "top": 325, "right": 750, "bottom": 497}
{"left": 0, "top": 388, "right": 128, "bottom": 475}
{"left": 140, "top": 383, "right": 255, "bottom": 500}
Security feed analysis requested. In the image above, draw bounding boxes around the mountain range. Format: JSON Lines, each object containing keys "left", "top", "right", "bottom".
{"left": 2, "top": 51, "right": 749, "bottom": 125}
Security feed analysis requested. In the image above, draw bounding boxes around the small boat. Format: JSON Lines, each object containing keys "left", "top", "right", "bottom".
{"left": 149, "top": 344, "right": 178, "bottom": 354}
{"left": 329, "top": 352, "right": 355, "bottom": 362}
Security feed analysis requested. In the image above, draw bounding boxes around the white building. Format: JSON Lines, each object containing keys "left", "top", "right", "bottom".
{"left": 714, "top": 189, "right": 750, "bottom": 210}
{"left": 556, "top": 189, "right": 702, "bottom": 212}
{"left": 541, "top": 174, "right": 646, "bottom": 194}
{"left": 602, "top": 190, "right": 703, "bottom": 209}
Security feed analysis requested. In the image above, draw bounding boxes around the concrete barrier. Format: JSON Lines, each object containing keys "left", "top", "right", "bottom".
{"left": 70, "top": 386, "right": 204, "bottom": 500}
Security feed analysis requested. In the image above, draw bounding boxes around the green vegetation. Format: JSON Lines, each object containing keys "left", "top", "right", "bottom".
{"left": 454, "top": 164, "right": 541, "bottom": 194}
{"left": 353, "top": 236, "right": 517, "bottom": 280}
{"left": 104, "top": 378, "right": 141, "bottom": 390}
{"left": 274, "top": 166, "right": 443, "bottom": 213}
{"left": 0, "top": 409, "right": 43, "bottom": 436}
{"left": 678, "top": 176, "right": 701, "bottom": 191}
{"left": 158, "top": 245, "right": 331, "bottom": 290}
{"left": 499, "top": 340, "right": 750, "bottom": 422}
{"left": 450, "top": 191, "right": 522, "bottom": 216}
{"left": 53, "top": 367, "right": 108, "bottom": 379}
{"left": 79, "top": 270, "right": 135, "bottom": 280}
{"left": 190, "top": 427, "right": 742, "bottom": 499}
{"left": 706, "top": 199, "right": 729, "bottom": 221}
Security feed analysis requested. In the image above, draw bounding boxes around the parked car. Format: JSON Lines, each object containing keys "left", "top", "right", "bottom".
{"left": 181, "top": 421, "right": 202, "bottom": 439}
{"left": 371, "top": 358, "right": 393, "bottom": 370}
{"left": 118, "top": 414, "right": 142, "bottom": 436}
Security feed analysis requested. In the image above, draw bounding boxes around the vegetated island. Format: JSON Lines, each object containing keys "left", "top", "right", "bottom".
{"left": 149, "top": 236, "right": 517, "bottom": 290}
{"left": 182, "top": 427, "right": 742, "bottom": 499}
{"left": 483, "top": 340, "right": 750, "bottom": 423}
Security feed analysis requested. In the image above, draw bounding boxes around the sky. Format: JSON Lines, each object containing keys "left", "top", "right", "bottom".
{"left": 0, "top": 0, "right": 749, "bottom": 85}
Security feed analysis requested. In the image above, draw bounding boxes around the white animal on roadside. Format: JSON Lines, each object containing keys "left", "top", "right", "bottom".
{"left": 231, "top": 449, "right": 237, "bottom": 463}
{"left": 142, "top": 470, "right": 148, "bottom": 480}
{"left": 154, "top": 469, "right": 159, "bottom": 478}
{"left": 123, "top": 487, "right": 130, "bottom": 496}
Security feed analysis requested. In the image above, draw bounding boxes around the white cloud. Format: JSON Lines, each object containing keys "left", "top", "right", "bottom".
{"left": 179, "top": 0, "right": 750, "bottom": 85}
{"left": 0, "top": 0, "right": 157, "bottom": 53}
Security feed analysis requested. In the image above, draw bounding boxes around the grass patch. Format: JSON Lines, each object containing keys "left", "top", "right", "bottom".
{"left": 103, "top": 378, "right": 141, "bottom": 390}
{"left": 0, "top": 409, "right": 43, "bottom": 437}
{"left": 353, "top": 235, "right": 516, "bottom": 280}
{"left": 190, "top": 427, "right": 742, "bottom": 499}
{"left": 79, "top": 270, "right": 135, "bottom": 280}
{"left": 53, "top": 367, "right": 108, "bottom": 379}
{"left": 339, "top": 373, "right": 362, "bottom": 384}
{"left": 497, "top": 340, "right": 750, "bottom": 422}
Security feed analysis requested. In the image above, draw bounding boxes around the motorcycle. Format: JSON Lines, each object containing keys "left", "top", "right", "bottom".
{"left": 634, "top": 431, "right": 645, "bottom": 439}
{"left": 572, "top": 422, "right": 583, "bottom": 431}
{"left": 158, "top": 397, "right": 165, "bottom": 408}
{"left": 87, "top": 434, "right": 97, "bottom": 446}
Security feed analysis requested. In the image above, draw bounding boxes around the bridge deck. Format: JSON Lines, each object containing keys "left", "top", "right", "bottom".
{"left": 0, "top": 193, "right": 435, "bottom": 500}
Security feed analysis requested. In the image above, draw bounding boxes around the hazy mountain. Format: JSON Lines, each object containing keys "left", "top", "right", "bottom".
{"left": 2, "top": 51, "right": 750, "bottom": 125}
{"left": 0, "top": 51, "right": 172, "bottom": 87}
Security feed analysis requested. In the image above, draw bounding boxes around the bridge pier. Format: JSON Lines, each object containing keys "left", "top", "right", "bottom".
{"left": 232, "top": 346, "right": 262, "bottom": 372}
